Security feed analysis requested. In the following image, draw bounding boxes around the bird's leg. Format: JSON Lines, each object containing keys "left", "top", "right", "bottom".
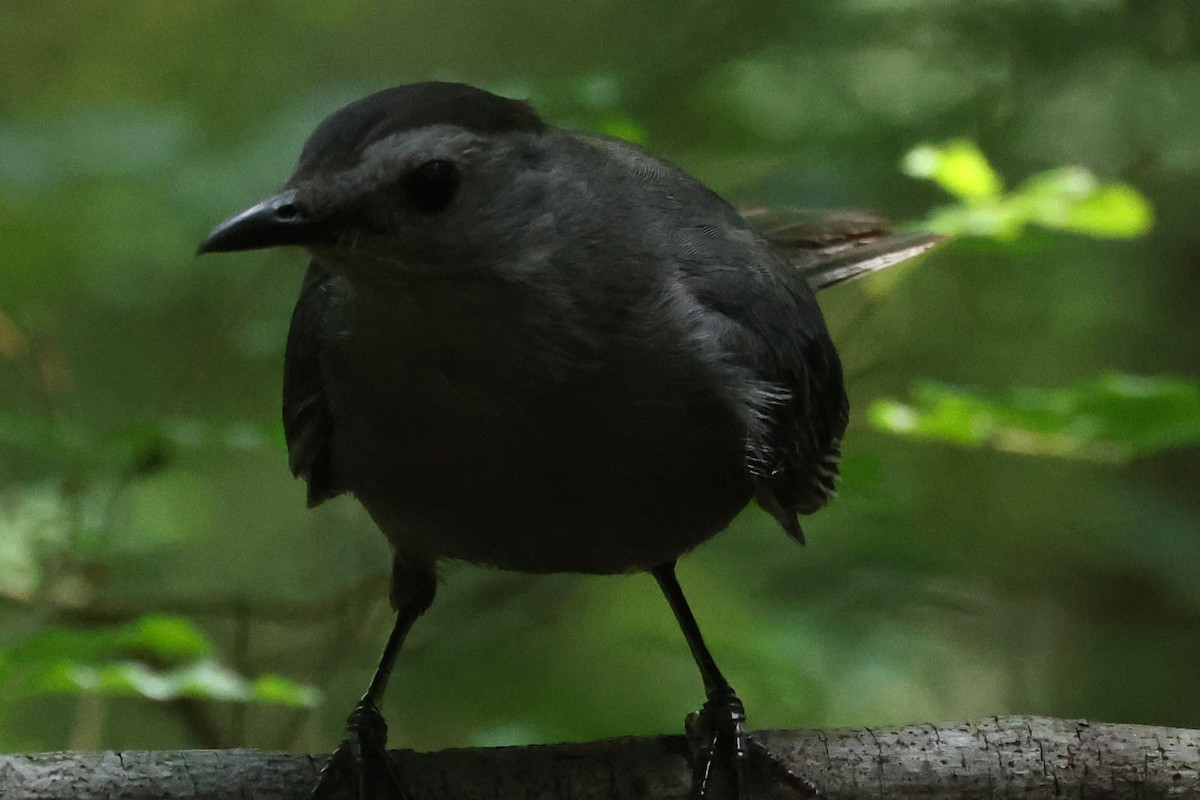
{"left": 311, "top": 559, "right": 434, "bottom": 800}
{"left": 652, "top": 562, "right": 821, "bottom": 800}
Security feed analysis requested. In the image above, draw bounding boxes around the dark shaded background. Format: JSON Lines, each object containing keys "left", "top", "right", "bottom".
{"left": 1, "top": 1, "right": 1197, "bottom": 754}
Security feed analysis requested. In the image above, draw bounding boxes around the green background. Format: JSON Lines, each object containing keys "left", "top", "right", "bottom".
{"left": 1, "top": 1, "right": 1197, "bottom": 755}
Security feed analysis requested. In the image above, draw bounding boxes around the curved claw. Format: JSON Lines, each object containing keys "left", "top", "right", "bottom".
{"left": 686, "top": 691, "right": 748, "bottom": 799}
{"left": 746, "top": 738, "right": 823, "bottom": 799}
{"left": 684, "top": 690, "right": 821, "bottom": 800}
{"left": 311, "top": 699, "right": 411, "bottom": 800}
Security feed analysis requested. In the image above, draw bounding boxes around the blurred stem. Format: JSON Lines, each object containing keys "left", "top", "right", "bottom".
{"left": 168, "top": 698, "right": 225, "bottom": 749}
{"left": 829, "top": 284, "right": 894, "bottom": 385}
{"left": 229, "top": 604, "right": 251, "bottom": 747}
{"left": 67, "top": 693, "right": 106, "bottom": 751}
{"left": 273, "top": 585, "right": 391, "bottom": 751}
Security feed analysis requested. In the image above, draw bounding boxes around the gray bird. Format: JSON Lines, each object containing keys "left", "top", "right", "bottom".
{"left": 199, "top": 81, "right": 941, "bottom": 800}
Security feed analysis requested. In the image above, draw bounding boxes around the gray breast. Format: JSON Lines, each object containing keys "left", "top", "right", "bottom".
{"left": 317, "top": 268, "right": 755, "bottom": 575}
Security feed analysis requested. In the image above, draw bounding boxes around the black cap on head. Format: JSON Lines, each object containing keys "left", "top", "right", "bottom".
{"left": 291, "top": 82, "right": 547, "bottom": 182}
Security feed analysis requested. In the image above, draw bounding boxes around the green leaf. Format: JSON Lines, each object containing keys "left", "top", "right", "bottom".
{"left": 904, "top": 142, "right": 1154, "bottom": 240}
{"left": 1055, "top": 183, "right": 1154, "bottom": 237}
{"left": 124, "top": 616, "right": 211, "bottom": 661}
{"left": 902, "top": 140, "right": 1003, "bottom": 202}
{"left": 250, "top": 673, "right": 323, "bottom": 707}
{"left": 920, "top": 203, "right": 1025, "bottom": 240}
{"left": 1009, "top": 167, "right": 1155, "bottom": 238}
{"left": 2, "top": 616, "right": 212, "bottom": 673}
{"left": 2, "top": 616, "right": 320, "bottom": 707}
{"left": 595, "top": 114, "right": 647, "bottom": 145}
{"left": 34, "top": 659, "right": 319, "bottom": 706}
{"left": 868, "top": 373, "right": 1200, "bottom": 462}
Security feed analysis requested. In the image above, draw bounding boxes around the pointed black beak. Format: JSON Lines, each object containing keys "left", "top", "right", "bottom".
{"left": 197, "top": 190, "right": 331, "bottom": 254}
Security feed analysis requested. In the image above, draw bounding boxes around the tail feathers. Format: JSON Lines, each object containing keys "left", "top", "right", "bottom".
{"left": 740, "top": 206, "right": 946, "bottom": 292}
{"left": 798, "top": 231, "right": 946, "bottom": 291}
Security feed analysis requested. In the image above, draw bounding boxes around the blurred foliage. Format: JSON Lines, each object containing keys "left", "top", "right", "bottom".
{"left": 871, "top": 373, "right": 1200, "bottom": 462}
{"left": 0, "top": 0, "right": 1197, "bottom": 760}
{"left": 1, "top": 615, "right": 316, "bottom": 706}
{"left": 875, "top": 145, "right": 1191, "bottom": 463}
{"left": 903, "top": 140, "right": 1155, "bottom": 239}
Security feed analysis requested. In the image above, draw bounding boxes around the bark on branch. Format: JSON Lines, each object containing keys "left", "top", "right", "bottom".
{"left": 2, "top": 716, "right": 1197, "bottom": 799}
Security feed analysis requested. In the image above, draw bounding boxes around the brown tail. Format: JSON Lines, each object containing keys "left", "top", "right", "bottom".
{"left": 741, "top": 207, "right": 946, "bottom": 291}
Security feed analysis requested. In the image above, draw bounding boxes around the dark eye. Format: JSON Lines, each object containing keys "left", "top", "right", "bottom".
{"left": 403, "top": 159, "right": 459, "bottom": 214}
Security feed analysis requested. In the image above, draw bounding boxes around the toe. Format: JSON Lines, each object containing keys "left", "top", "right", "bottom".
{"left": 310, "top": 701, "right": 411, "bottom": 800}
{"left": 683, "top": 690, "right": 823, "bottom": 799}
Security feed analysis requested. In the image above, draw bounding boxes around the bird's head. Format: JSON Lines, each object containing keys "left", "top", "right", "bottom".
{"left": 198, "top": 82, "right": 550, "bottom": 278}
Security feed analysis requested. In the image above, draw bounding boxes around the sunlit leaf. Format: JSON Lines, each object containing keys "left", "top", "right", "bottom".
{"left": 2, "top": 616, "right": 319, "bottom": 707}
{"left": 1055, "top": 184, "right": 1154, "bottom": 237}
{"left": 251, "top": 673, "right": 323, "bottom": 707}
{"left": 172, "top": 660, "right": 253, "bottom": 701}
{"left": 595, "top": 114, "right": 647, "bottom": 145}
{"left": 869, "top": 373, "right": 1200, "bottom": 462}
{"left": 3, "top": 615, "right": 211, "bottom": 669}
{"left": 34, "top": 659, "right": 319, "bottom": 707}
{"left": 902, "top": 140, "right": 1003, "bottom": 202}
{"left": 1009, "top": 167, "right": 1155, "bottom": 238}
{"left": 904, "top": 143, "right": 1154, "bottom": 240}
{"left": 920, "top": 203, "right": 1025, "bottom": 239}
{"left": 125, "top": 616, "right": 211, "bottom": 661}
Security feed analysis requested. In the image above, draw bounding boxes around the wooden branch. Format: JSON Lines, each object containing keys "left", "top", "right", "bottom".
{"left": 2, "top": 716, "right": 1197, "bottom": 799}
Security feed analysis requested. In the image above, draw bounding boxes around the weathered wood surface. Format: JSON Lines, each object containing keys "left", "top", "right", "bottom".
{"left": 1, "top": 716, "right": 1197, "bottom": 799}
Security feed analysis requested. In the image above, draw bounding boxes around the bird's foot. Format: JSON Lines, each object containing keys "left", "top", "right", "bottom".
{"left": 311, "top": 698, "right": 410, "bottom": 800}
{"left": 684, "top": 689, "right": 822, "bottom": 800}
